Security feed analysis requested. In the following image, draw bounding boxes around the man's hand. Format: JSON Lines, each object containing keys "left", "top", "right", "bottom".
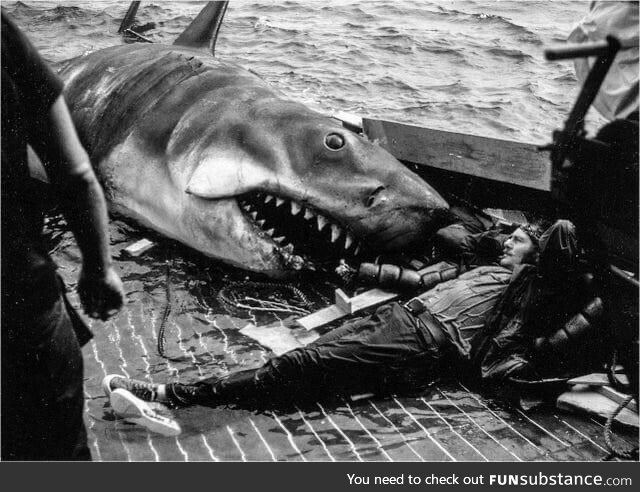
{"left": 78, "top": 266, "right": 124, "bottom": 320}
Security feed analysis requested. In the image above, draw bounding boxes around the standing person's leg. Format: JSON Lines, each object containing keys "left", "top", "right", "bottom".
{"left": 2, "top": 292, "right": 90, "bottom": 461}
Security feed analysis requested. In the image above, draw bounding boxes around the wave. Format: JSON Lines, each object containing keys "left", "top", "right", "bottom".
{"left": 553, "top": 72, "right": 577, "bottom": 83}
{"left": 486, "top": 47, "right": 533, "bottom": 61}
{"left": 421, "top": 80, "right": 470, "bottom": 95}
{"left": 4, "top": 0, "right": 583, "bottom": 145}
{"left": 435, "top": 4, "right": 542, "bottom": 45}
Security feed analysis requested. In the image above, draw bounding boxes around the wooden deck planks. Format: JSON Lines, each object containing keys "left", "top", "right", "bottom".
{"left": 50, "top": 222, "right": 638, "bottom": 462}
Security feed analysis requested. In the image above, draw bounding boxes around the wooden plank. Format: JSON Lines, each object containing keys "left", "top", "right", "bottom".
{"left": 296, "top": 289, "right": 398, "bottom": 331}
{"left": 595, "top": 386, "right": 638, "bottom": 413}
{"left": 557, "top": 386, "right": 639, "bottom": 428}
{"left": 332, "top": 111, "right": 363, "bottom": 132}
{"left": 568, "top": 373, "right": 630, "bottom": 387}
{"left": 362, "top": 118, "right": 551, "bottom": 192}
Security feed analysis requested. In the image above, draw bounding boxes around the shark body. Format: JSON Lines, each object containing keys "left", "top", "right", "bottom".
{"left": 58, "top": 5, "right": 449, "bottom": 276}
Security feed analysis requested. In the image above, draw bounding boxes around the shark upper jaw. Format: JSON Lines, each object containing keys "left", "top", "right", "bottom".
{"left": 235, "top": 190, "right": 366, "bottom": 272}
{"left": 182, "top": 150, "right": 371, "bottom": 272}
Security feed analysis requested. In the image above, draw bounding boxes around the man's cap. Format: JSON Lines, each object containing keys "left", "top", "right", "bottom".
{"left": 519, "top": 223, "right": 547, "bottom": 246}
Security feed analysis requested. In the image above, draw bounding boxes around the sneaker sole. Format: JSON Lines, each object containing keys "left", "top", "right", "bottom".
{"left": 110, "top": 388, "right": 181, "bottom": 437}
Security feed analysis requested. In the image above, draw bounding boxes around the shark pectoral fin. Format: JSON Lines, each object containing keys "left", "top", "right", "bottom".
{"left": 185, "top": 153, "right": 271, "bottom": 199}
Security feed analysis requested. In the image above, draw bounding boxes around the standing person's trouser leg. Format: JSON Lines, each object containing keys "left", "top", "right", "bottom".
{"left": 176, "top": 303, "right": 446, "bottom": 407}
{"left": 1, "top": 294, "right": 90, "bottom": 461}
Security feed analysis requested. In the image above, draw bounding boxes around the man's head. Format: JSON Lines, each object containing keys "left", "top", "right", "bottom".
{"left": 499, "top": 223, "right": 545, "bottom": 270}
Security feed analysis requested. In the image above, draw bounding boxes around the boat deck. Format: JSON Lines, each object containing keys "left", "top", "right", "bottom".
{"left": 51, "top": 219, "right": 637, "bottom": 462}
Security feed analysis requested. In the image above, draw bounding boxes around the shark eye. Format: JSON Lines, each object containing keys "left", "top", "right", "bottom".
{"left": 324, "top": 133, "right": 345, "bottom": 151}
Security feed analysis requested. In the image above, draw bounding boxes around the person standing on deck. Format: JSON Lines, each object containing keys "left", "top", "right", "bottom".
{"left": 1, "top": 10, "right": 124, "bottom": 460}
{"left": 104, "top": 219, "right": 605, "bottom": 418}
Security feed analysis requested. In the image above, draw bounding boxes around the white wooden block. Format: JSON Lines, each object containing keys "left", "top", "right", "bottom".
{"left": 297, "top": 288, "right": 398, "bottom": 331}
{"left": 334, "top": 289, "right": 353, "bottom": 314}
{"left": 123, "top": 238, "right": 155, "bottom": 257}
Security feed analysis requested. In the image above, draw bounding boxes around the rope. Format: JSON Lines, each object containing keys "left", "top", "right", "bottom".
{"left": 217, "top": 281, "right": 314, "bottom": 317}
{"left": 602, "top": 395, "right": 639, "bottom": 461}
{"left": 157, "top": 258, "right": 182, "bottom": 361}
{"left": 600, "top": 349, "right": 638, "bottom": 460}
{"left": 607, "top": 349, "right": 631, "bottom": 393}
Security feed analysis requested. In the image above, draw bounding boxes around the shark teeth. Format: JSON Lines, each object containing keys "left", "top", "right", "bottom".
{"left": 330, "top": 224, "right": 342, "bottom": 243}
{"left": 239, "top": 194, "right": 363, "bottom": 261}
{"left": 317, "top": 215, "right": 328, "bottom": 231}
{"left": 344, "top": 233, "right": 354, "bottom": 250}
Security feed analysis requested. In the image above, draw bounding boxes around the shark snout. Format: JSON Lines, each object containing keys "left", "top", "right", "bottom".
{"left": 365, "top": 186, "right": 387, "bottom": 208}
{"left": 359, "top": 170, "right": 451, "bottom": 252}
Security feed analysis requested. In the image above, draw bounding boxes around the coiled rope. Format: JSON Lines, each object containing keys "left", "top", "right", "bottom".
{"left": 217, "top": 281, "right": 313, "bottom": 317}
{"left": 157, "top": 264, "right": 314, "bottom": 358}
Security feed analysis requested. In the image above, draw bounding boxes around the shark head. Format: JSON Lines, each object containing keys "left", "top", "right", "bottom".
{"left": 176, "top": 104, "right": 450, "bottom": 274}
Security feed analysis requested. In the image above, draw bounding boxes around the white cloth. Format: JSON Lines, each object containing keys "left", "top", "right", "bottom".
{"left": 568, "top": 1, "right": 639, "bottom": 120}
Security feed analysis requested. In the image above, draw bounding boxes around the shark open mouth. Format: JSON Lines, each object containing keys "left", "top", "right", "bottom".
{"left": 238, "top": 192, "right": 366, "bottom": 269}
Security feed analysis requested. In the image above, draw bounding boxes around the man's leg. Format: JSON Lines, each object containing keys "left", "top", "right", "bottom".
{"left": 171, "top": 303, "right": 441, "bottom": 407}
{"left": 1, "top": 297, "right": 90, "bottom": 461}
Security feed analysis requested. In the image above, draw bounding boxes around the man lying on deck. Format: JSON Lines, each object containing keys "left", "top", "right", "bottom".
{"left": 104, "top": 220, "right": 605, "bottom": 415}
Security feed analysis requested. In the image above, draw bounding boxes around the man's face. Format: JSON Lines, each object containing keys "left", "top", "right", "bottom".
{"left": 499, "top": 228, "right": 537, "bottom": 270}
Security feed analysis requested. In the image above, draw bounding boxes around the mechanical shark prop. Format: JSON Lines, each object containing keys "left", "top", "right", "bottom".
{"left": 59, "top": 3, "right": 449, "bottom": 276}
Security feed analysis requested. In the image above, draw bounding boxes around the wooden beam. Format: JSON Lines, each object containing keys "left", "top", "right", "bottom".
{"left": 568, "top": 373, "right": 630, "bottom": 387}
{"left": 297, "top": 288, "right": 398, "bottom": 331}
{"left": 363, "top": 118, "right": 551, "bottom": 192}
{"left": 557, "top": 386, "right": 639, "bottom": 428}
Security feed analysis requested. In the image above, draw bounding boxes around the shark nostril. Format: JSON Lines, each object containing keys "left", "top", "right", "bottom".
{"left": 366, "top": 186, "right": 386, "bottom": 207}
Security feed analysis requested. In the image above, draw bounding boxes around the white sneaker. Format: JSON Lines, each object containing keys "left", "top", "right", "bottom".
{"left": 110, "top": 388, "right": 181, "bottom": 437}
{"left": 102, "top": 374, "right": 166, "bottom": 402}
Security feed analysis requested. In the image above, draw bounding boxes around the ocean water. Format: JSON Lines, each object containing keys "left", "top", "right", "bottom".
{"left": 4, "top": 0, "right": 604, "bottom": 143}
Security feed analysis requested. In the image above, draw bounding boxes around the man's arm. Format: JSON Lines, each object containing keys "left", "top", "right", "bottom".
{"left": 30, "top": 96, "right": 124, "bottom": 320}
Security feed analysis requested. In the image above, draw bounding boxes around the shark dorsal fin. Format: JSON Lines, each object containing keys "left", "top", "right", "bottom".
{"left": 173, "top": 1, "right": 228, "bottom": 56}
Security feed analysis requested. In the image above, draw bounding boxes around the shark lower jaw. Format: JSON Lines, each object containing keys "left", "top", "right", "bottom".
{"left": 237, "top": 191, "right": 367, "bottom": 270}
